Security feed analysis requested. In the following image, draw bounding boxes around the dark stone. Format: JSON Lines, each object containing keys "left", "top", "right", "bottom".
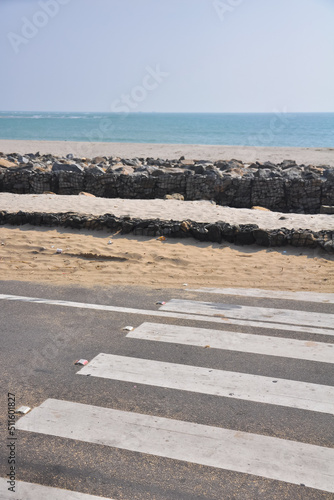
{"left": 205, "top": 224, "right": 223, "bottom": 242}
{"left": 255, "top": 169, "right": 271, "bottom": 179}
{"left": 122, "top": 158, "right": 141, "bottom": 167}
{"left": 190, "top": 224, "right": 209, "bottom": 241}
{"left": 234, "top": 225, "right": 258, "bottom": 245}
{"left": 280, "top": 160, "right": 297, "bottom": 169}
{"left": 87, "top": 166, "right": 105, "bottom": 176}
{"left": 52, "top": 163, "right": 84, "bottom": 173}
{"left": 253, "top": 229, "right": 271, "bottom": 246}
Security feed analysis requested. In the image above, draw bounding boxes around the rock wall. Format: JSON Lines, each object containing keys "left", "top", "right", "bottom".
{"left": 0, "top": 153, "right": 333, "bottom": 213}
{"left": 1, "top": 210, "right": 333, "bottom": 252}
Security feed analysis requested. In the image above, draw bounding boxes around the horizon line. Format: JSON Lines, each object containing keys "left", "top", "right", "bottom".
{"left": 1, "top": 110, "right": 334, "bottom": 115}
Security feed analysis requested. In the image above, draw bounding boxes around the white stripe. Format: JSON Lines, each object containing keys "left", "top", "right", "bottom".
{"left": 0, "top": 478, "right": 112, "bottom": 499}
{"left": 128, "top": 322, "right": 334, "bottom": 364}
{"left": 16, "top": 399, "right": 334, "bottom": 493}
{"left": 77, "top": 353, "right": 334, "bottom": 414}
{"left": 0, "top": 293, "right": 333, "bottom": 336}
{"left": 160, "top": 299, "right": 334, "bottom": 330}
{"left": 187, "top": 288, "right": 334, "bottom": 304}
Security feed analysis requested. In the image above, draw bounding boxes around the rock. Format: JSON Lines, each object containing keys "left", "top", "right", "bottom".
{"left": 253, "top": 229, "right": 287, "bottom": 247}
{"left": 92, "top": 156, "right": 106, "bottom": 164}
{"left": 52, "top": 162, "right": 84, "bottom": 173}
{"left": 196, "top": 160, "right": 214, "bottom": 166}
{"left": 146, "top": 158, "right": 166, "bottom": 167}
{"left": 180, "top": 159, "right": 194, "bottom": 166}
{"left": 0, "top": 210, "right": 331, "bottom": 251}
{"left": 79, "top": 192, "right": 96, "bottom": 197}
{"left": 280, "top": 160, "right": 297, "bottom": 169}
{"left": 284, "top": 167, "right": 303, "bottom": 180}
{"left": 320, "top": 205, "right": 334, "bottom": 214}
{"left": 205, "top": 223, "right": 223, "bottom": 242}
{"left": 261, "top": 161, "right": 277, "bottom": 169}
{"left": 122, "top": 158, "right": 142, "bottom": 167}
{"left": 322, "top": 170, "right": 334, "bottom": 187}
{"left": 322, "top": 240, "right": 334, "bottom": 253}
{"left": 114, "top": 166, "right": 134, "bottom": 175}
{"left": 0, "top": 153, "right": 333, "bottom": 215}
{"left": 151, "top": 169, "right": 165, "bottom": 176}
{"left": 164, "top": 193, "right": 185, "bottom": 201}
{"left": 291, "top": 231, "right": 318, "bottom": 248}
{"left": 0, "top": 158, "right": 17, "bottom": 168}
{"left": 180, "top": 221, "right": 191, "bottom": 232}
{"left": 253, "top": 229, "right": 271, "bottom": 246}
{"left": 193, "top": 165, "right": 206, "bottom": 174}
{"left": 215, "top": 161, "right": 237, "bottom": 171}
{"left": 255, "top": 168, "right": 271, "bottom": 179}
{"left": 11, "top": 163, "right": 35, "bottom": 171}
{"left": 17, "top": 155, "right": 30, "bottom": 164}
{"left": 88, "top": 166, "right": 105, "bottom": 175}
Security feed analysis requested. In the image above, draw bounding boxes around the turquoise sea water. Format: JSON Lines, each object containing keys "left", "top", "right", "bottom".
{"left": 0, "top": 112, "right": 333, "bottom": 148}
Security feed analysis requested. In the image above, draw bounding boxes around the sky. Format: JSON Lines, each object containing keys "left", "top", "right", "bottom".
{"left": 1, "top": 0, "right": 334, "bottom": 113}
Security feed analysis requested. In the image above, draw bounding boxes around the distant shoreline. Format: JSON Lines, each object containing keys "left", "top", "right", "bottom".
{"left": 1, "top": 139, "right": 334, "bottom": 166}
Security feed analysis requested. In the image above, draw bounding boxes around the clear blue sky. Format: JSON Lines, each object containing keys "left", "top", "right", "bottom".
{"left": 1, "top": 0, "right": 334, "bottom": 113}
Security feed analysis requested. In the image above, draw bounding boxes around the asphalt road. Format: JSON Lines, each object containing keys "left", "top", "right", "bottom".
{"left": 0, "top": 280, "right": 333, "bottom": 500}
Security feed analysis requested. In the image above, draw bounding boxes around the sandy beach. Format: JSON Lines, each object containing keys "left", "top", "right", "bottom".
{"left": 1, "top": 143, "right": 333, "bottom": 292}
{"left": 1, "top": 139, "right": 334, "bottom": 166}
{"left": 1, "top": 193, "right": 334, "bottom": 231}
{"left": 1, "top": 224, "right": 333, "bottom": 292}
{"left": 0, "top": 193, "right": 333, "bottom": 292}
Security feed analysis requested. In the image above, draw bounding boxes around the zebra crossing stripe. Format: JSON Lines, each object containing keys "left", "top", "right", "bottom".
{"left": 77, "top": 353, "right": 334, "bottom": 414}
{"left": 0, "top": 478, "right": 112, "bottom": 499}
{"left": 159, "top": 299, "right": 334, "bottom": 330}
{"left": 127, "top": 322, "right": 334, "bottom": 364}
{"left": 0, "top": 293, "right": 333, "bottom": 337}
{"left": 187, "top": 288, "right": 334, "bottom": 304}
{"left": 16, "top": 399, "right": 334, "bottom": 493}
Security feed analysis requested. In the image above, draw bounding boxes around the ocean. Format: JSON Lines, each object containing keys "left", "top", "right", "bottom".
{"left": 0, "top": 112, "right": 333, "bottom": 148}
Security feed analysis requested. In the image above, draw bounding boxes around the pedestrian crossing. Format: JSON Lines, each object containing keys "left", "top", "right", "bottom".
{"left": 1, "top": 293, "right": 333, "bottom": 335}
{"left": 76, "top": 353, "right": 334, "bottom": 414}
{"left": 128, "top": 322, "right": 334, "bottom": 363}
{"left": 7, "top": 291, "right": 334, "bottom": 497}
{"left": 187, "top": 287, "right": 334, "bottom": 304}
{"left": 158, "top": 299, "right": 334, "bottom": 330}
{"left": 0, "top": 478, "right": 112, "bottom": 500}
{"left": 15, "top": 399, "right": 334, "bottom": 494}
